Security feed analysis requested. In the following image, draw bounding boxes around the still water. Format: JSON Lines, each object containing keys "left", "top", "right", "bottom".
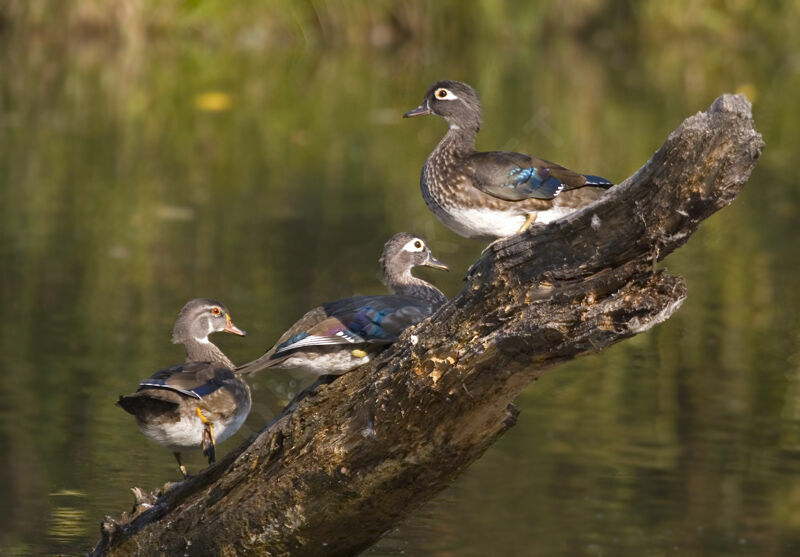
{"left": 1, "top": 8, "right": 800, "bottom": 556}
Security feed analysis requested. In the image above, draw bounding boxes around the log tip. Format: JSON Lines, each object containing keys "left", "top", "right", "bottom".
{"left": 709, "top": 93, "right": 752, "bottom": 119}
{"left": 698, "top": 93, "right": 764, "bottom": 162}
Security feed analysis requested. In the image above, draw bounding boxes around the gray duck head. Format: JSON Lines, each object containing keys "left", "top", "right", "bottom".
{"left": 404, "top": 80, "right": 482, "bottom": 133}
{"left": 171, "top": 298, "right": 246, "bottom": 347}
{"left": 379, "top": 232, "right": 448, "bottom": 287}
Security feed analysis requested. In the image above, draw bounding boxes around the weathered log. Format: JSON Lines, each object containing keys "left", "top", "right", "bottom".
{"left": 92, "top": 94, "right": 763, "bottom": 556}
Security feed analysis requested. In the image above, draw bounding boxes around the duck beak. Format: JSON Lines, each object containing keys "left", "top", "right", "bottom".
{"left": 424, "top": 255, "right": 449, "bottom": 271}
{"left": 403, "top": 102, "right": 431, "bottom": 118}
{"left": 224, "top": 314, "right": 247, "bottom": 336}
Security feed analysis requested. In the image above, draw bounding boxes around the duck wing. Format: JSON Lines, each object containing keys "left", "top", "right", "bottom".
{"left": 117, "top": 362, "right": 240, "bottom": 420}
{"left": 236, "top": 295, "right": 432, "bottom": 374}
{"left": 468, "top": 151, "right": 610, "bottom": 201}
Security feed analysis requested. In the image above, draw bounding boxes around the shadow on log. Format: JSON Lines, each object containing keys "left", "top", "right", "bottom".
{"left": 92, "top": 94, "right": 763, "bottom": 556}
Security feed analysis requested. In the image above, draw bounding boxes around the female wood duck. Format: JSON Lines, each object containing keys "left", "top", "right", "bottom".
{"left": 237, "top": 233, "right": 448, "bottom": 376}
{"left": 404, "top": 80, "right": 614, "bottom": 240}
{"left": 117, "top": 298, "right": 251, "bottom": 478}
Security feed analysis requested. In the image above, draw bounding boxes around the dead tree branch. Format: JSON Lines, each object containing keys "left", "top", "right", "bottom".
{"left": 93, "top": 94, "right": 763, "bottom": 557}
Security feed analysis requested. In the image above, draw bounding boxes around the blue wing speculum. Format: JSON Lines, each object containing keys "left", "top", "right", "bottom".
{"left": 346, "top": 307, "right": 394, "bottom": 340}
{"left": 507, "top": 166, "right": 565, "bottom": 199}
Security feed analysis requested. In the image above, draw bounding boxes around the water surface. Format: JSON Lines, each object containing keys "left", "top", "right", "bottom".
{"left": 1, "top": 5, "right": 799, "bottom": 555}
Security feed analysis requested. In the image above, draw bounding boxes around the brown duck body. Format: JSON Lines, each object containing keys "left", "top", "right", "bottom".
{"left": 237, "top": 233, "right": 448, "bottom": 377}
{"left": 243, "top": 294, "right": 440, "bottom": 375}
{"left": 117, "top": 298, "right": 249, "bottom": 477}
{"left": 406, "top": 80, "right": 612, "bottom": 240}
{"left": 422, "top": 130, "right": 606, "bottom": 240}
{"left": 118, "top": 362, "right": 251, "bottom": 454}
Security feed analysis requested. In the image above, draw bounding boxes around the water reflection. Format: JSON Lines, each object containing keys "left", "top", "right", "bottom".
{"left": 47, "top": 491, "right": 87, "bottom": 544}
{"left": 1, "top": 3, "right": 800, "bottom": 555}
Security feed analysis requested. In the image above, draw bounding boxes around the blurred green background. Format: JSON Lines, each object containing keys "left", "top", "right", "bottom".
{"left": 1, "top": 0, "right": 799, "bottom": 555}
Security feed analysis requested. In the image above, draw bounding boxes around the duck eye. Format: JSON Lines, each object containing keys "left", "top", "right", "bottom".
{"left": 414, "top": 240, "right": 422, "bottom": 249}
{"left": 435, "top": 88, "right": 448, "bottom": 98}
{"left": 211, "top": 306, "right": 222, "bottom": 316}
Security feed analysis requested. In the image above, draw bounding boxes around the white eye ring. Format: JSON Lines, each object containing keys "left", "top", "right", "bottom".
{"left": 434, "top": 88, "right": 459, "bottom": 101}
{"left": 402, "top": 238, "right": 425, "bottom": 252}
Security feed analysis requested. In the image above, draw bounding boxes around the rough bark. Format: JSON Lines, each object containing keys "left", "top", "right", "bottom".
{"left": 93, "top": 94, "right": 763, "bottom": 556}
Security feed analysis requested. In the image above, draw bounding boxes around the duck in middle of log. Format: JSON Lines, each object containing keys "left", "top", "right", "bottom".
{"left": 117, "top": 298, "right": 251, "bottom": 478}
{"left": 237, "top": 232, "right": 448, "bottom": 376}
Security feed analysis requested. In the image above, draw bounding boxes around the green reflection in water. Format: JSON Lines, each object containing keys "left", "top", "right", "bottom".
{"left": 1, "top": 1, "right": 800, "bottom": 555}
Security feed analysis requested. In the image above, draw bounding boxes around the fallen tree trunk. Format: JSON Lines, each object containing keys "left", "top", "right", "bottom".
{"left": 93, "top": 94, "right": 763, "bottom": 556}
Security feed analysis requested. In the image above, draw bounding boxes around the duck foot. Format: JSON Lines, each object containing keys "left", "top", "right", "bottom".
{"left": 173, "top": 452, "right": 190, "bottom": 479}
{"left": 202, "top": 425, "right": 216, "bottom": 464}
{"left": 196, "top": 407, "right": 217, "bottom": 464}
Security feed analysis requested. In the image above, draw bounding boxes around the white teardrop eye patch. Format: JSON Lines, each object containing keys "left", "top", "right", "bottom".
{"left": 434, "top": 88, "right": 458, "bottom": 100}
{"left": 403, "top": 238, "right": 426, "bottom": 252}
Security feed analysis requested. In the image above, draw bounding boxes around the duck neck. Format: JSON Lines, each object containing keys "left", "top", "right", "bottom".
{"left": 434, "top": 120, "right": 479, "bottom": 160}
{"left": 183, "top": 338, "right": 235, "bottom": 369}
{"left": 387, "top": 271, "right": 448, "bottom": 308}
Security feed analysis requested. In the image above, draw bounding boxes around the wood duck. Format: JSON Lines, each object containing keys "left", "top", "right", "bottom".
{"left": 404, "top": 80, "right": 614, "bottom": 240}
{"left": 117, "top": 298, "right": 251, "bottom": 478}
{"left": 237, "top": 233, "right": 448, "bottom": 376}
